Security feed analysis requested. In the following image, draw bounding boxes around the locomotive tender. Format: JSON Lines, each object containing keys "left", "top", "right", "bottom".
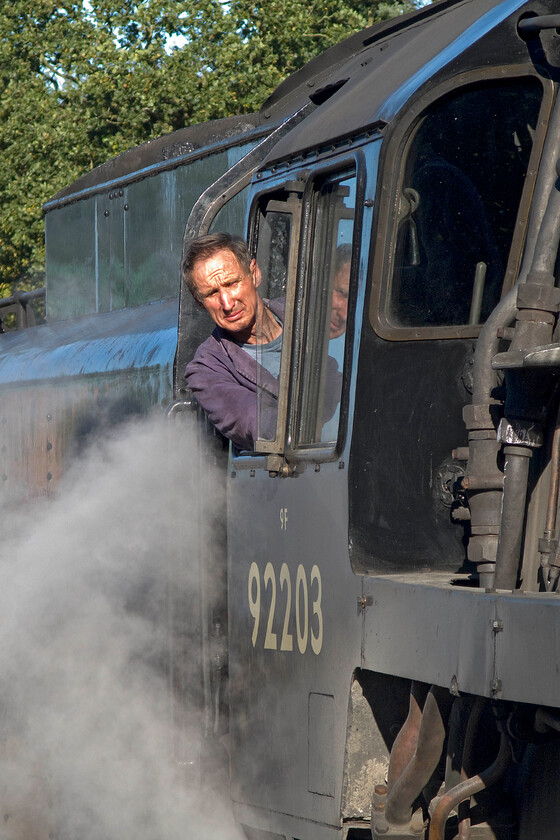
{"left": 4, "top": 0, "right": 560, "bottom": 837}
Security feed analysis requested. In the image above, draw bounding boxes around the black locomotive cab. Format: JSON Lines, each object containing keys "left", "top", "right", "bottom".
{"left": 353, "top": 69, "right": 549, "bottom": 576}
{"left": 194, "top": 3, "right": 560, "bottom": 839}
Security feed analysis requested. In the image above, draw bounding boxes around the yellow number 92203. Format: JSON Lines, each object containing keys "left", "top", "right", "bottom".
{"left": 248, "top": 562, "right": 323, "bottom": 655}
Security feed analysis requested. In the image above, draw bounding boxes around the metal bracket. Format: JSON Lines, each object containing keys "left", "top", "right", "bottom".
{"left": 357, "top": 595, "right": 373, "bottom": 614}
{"left": 165, "top": 399, "right": 194, "bottom": 418}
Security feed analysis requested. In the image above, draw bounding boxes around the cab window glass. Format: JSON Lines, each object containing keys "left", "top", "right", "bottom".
{"left": 252, "top": 191, "right": 298, "bottom": 444}
{"left": 292, "top": 171, "right": 355, "bottom": 448}
{"left": 255, "top": 205, "right": 291, "bottom": 301}
{"left": 389, "top": 79, "right": 542, "bottom": 328}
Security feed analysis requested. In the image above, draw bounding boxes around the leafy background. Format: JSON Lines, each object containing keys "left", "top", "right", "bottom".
{"left": 0, "top": 0, "right": 422, "bottom": 301}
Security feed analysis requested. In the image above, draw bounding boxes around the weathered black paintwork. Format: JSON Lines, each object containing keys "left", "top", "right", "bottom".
{"left": 214, "top": 3, "right": 560, "bottom": 840}
{"left": 349, "top": 336, "right": 472, "bottom": 574}
{"left": 5, "top": 1, "right": 560, "bottom": 839}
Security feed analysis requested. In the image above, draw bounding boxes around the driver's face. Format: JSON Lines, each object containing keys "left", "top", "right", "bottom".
{"left": 191, "top": 249, "right": 261, "bottom": 343}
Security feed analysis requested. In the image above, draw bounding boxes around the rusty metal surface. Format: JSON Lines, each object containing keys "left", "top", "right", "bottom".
{"left": 341, "top": 680, "right": 389, "bottom": 820}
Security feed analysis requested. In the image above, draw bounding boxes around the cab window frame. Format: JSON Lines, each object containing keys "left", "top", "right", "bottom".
{"left": 243, "top": 178, "right": 306, "bottom": 455}
{"left": 231, "top": 151, "right": 365, "bottom": 466}
{"left": 369, "top": 65, "right": 553, "bottom": 342}
{"left": 285, "top": 160, "right": 363, "bottom": 462}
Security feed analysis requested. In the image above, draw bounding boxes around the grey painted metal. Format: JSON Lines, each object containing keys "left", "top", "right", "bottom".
{"left": 217, "top": 3, "right": 560, "bottom": 838}
{"left": 361, "top": 575, "right": 495, "bottom": 698}
{"left": 45, "top": 139, "right": 257, "bottom": 323}
{"left": 233, "top": 801, "right": 345, "bottom": 840}
{"left": 257, "top": 1, "right": 457, "bottom": 122}
{"left": 223, "top": 141, "right": 377, "bottom": 838}
{"left": 360, "top": 574, "right": 560, "bottom": 706}
{"left": 227, "top": 460, "right": 362, "bottom": 832}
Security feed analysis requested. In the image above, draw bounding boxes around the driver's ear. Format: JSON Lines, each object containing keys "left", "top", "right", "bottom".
{"left": 250, "top": 259, "right": 262, "bottom": 288}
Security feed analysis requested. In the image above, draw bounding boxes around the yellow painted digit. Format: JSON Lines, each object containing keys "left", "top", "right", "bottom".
{"left": 310, "top": 565, "right": 324, "bottom": 655}
{"left": 264, "top": 562, "right": 278, "bottom": 650}
{"left": 279, "top": 563, "right": 294, "bottom": 651}
{"left": 248, "top": 562, "right": 260, "bottom": 647}
{"left": 296, "top": 564, "right": 308, "bottom": 654}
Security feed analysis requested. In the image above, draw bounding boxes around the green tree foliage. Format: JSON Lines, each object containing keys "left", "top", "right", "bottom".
{"left": 0, "top": 0, "right": 423, "bottom": 299}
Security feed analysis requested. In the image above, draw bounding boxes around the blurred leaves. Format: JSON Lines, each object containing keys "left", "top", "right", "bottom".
{"left": 0, "top": 0, "right": 423, "bottom": 297}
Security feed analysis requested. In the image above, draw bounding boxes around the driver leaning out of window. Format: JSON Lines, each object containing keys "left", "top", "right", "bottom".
{"left": 183, "top": 233, "right": 341, "bottom": 450}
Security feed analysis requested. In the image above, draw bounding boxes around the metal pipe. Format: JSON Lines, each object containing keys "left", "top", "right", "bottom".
{"left": 428, "top": 734, "right": 512, "bottom": 840}
{"left": 385, "top": 685, "right": 452, "bottom": 827}
{"left": 468, "top": 262, "right": 487, "bottom": 326}
{"left": 518, "top": 15, "right": 560, "bottom": 35}
{"left": 460, "top": 474, "right": 503, "bottom": 491}
{"left": 490, "top": 149, "right": 560, "bottom": 590}
{"left": 538, "top": 384, "right": 560, "bottom": 592}
{"left": 387, "top": 681, "right": 430, "bottom": 793}
{"left": 456, "top": 697, "right": 486, "bottom": 839}
{"left": 545, "top": 408, "right": 560, "bottom": 534}
{"left": 471, "top": 288, "right": 518, "bottom": 407}
{"left": 458, "top": 814, "right": 471, "bottom": 840}
{"left": 461, "top": 698, "right": 485, "bottom": 779}
{"left": 529, "top": 164, "right": 560, "bottom": 278}
{"left": 493, "top": 445, "right": 533, "bottom": 590}
{"left": 471, "top": 88, "right": 560, "bottom": 407}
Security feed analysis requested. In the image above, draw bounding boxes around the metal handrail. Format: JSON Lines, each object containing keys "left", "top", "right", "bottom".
{"left": 0, "top": 287, "right": 45, "bottom": 330}
{"left": 0, "top": 287, "right": 45, "bottom": 308}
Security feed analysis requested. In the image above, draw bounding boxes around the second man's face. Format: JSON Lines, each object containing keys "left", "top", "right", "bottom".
{"left": 191, "top": 249, "right": 261, "bottom": 343}
{"left": 330, "top": 262, "right": 350, "bottom": 340}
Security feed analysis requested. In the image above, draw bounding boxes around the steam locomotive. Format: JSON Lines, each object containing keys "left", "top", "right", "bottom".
{"left": 4, "top": 0, "right": 560, "bottom": 837}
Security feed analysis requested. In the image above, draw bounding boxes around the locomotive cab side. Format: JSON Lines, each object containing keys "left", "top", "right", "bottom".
{"left": 176, "top": 2, "right": 560, "bottom": 839}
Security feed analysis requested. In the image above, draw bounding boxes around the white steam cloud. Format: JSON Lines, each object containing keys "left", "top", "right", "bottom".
{"left": 0, "top": 414, "right": 242, "bottom": 840}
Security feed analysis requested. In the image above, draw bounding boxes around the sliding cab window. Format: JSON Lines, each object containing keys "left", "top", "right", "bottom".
{"left": 247, "top": 170, "right": 356, "bottom": 459}
{"left": 250, "top": 185, "right": 302, "bottom": 449}
{"left": 381, "top": 76, "right": 545, "bottom": 334}
{"left": 289, "top": 169, "right": 356, "bottom": 452}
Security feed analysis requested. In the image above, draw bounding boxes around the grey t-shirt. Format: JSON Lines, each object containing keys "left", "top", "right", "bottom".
{"left": 241, "top": 332, "right": 283, "bottom": 379}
